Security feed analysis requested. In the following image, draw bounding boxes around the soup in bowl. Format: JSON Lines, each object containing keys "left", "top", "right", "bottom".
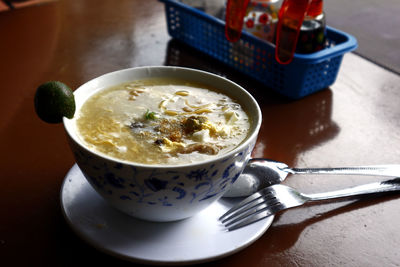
{"left": 63, "top": 66, "right": 262, "bottom": 222}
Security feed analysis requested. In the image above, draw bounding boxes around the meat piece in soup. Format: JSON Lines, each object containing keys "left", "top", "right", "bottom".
{"left": 76, "top": 78, "right": 251, "bottom": 165}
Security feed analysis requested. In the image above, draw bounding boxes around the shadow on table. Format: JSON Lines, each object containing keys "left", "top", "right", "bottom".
{"left": 260, "top": 192, "right": 400, "bottom": 253}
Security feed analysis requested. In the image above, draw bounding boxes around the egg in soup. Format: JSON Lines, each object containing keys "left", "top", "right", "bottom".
{"left": 76, "top": 78, "right": 251, "bottom": 165}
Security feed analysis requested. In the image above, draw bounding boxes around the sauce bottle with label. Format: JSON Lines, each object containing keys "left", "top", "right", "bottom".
{"left": 275, "top": 0, "right": 326, "bottom": 64}
{"left": 242, "top": 0, "right": 282, "bottom": 43}
{"left": 296, "top": 0, "right": 326, "bottom": 54}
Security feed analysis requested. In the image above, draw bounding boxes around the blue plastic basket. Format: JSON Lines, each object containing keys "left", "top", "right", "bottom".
{"left": 160, "top": 0, "right": 358, "bottom": 99}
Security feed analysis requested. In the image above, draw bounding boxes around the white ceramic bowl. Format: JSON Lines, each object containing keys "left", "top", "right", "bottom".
{"left": 63, "top": 66, "right": 262, "bottom": 222}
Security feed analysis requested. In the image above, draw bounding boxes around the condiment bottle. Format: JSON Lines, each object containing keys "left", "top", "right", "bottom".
{"left": 242, "top": 0, "right": 282, "bottom": 43}
{"left": 296, "top": 0, "right": 326, "bottom": 54}
{"left": 225, "top": 0, "right": 326, "bottom": 64}
{"left": 275, "top": 0, "right": 326, "bottom": 64}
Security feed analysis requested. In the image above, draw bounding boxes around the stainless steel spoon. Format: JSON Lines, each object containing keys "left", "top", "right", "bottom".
{"left": 223, "top": 158, "right": 400, "bottom": 197}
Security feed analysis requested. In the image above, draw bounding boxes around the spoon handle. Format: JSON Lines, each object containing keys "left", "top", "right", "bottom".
{"left": 307, "top": 177, "right": 400, "bottom": 201}
{"left": 290, "top": 165, "right": 400, "bottom": 177}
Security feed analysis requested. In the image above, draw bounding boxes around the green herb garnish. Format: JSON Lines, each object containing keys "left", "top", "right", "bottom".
{"left": 145, "top": 110, "right": 158, "bottom": 120}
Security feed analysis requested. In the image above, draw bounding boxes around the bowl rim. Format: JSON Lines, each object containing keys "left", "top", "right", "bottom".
{"left": 63, "top": 66, "right": 262, "bottom": 169}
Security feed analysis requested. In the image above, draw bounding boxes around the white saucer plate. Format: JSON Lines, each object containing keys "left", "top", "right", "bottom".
{"left": 61, "top": 164, "right": 274, "bottom": 265}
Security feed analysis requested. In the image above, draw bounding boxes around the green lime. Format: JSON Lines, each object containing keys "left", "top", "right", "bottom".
{"left": 34, "top": 81, "right": 75, "bottom": 123}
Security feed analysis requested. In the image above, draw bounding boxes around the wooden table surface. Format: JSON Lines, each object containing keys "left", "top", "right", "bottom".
{"left": 1, "top": 1, "right": 400, "bottom": 266}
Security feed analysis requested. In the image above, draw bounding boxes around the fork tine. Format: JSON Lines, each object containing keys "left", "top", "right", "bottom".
{"left": 219, "top": 185, "right": 290, "bottom": 231}
{"left": 222, "top": 196, "right": 281, "bottom": 227}
{"left": 220, "top": 186, "right": 279, "bottom": 220}
{"left": 219, "top": 190, "right": 272, "bottom": 221}
{"left": 220, "top": 192, "right": 278, "bottom": 224}
{"left": 223, "top": 201, "right": 272, "bottom": 227}
{"left": 225, "top": 210, "right": 271, "bottom": 231}
{"left": 219, "top": 190, "right": 268, "bottom": 220}
{"left": 224, "top": 202, "right": 285, "bottom": 231}
{"left": 219, "top": 186, "right": 282, "bottom": 230}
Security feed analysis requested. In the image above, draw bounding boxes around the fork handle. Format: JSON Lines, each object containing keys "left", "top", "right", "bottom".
{"left": 290, "top": 165, "right": 400, "bottom": 177}
{"left": 307, "top": 177, "right": 400, "bottom": 201}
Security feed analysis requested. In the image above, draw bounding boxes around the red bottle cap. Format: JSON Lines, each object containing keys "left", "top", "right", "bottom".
{"left": 307, "top": 0, "right": 323, "bottom": 17}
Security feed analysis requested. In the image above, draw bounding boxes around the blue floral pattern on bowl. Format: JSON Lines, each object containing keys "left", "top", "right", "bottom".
{"left": 69, "top": 137, "right": 254, "bottom": 221}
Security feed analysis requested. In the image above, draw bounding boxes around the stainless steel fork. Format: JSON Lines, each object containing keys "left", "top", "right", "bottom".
{"left": 219, "top": 177, "right": 400, "bottom": 231}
